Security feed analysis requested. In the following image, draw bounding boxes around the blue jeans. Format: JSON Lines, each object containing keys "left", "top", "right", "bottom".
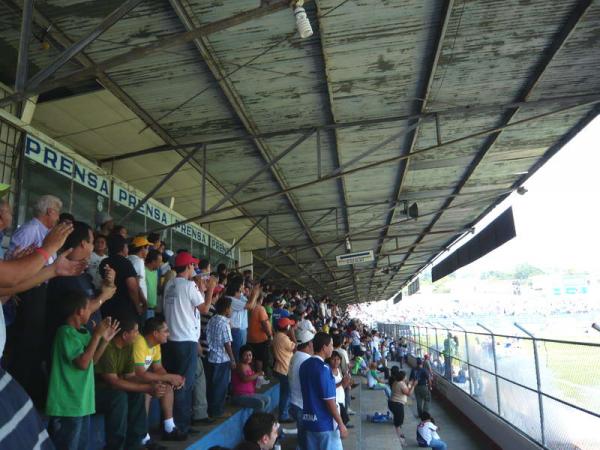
{"left": 430, "top": 438, "right": 448, "bottom": 450}
{"left": 95, "top": 389, "right": 146, "bottom": 450}
{"left": 371, "top": 383, "right": 392, "bottom": 399}
{"left": 274, "top": 371, "right": 291, "bottom": 420}
{"left": 290, "top": 403, "right": 307, "bottom": 450}
{"left": 231, "top": 393, "right": 271, "bottom": 412}
{"left": 231, "top": 328, "right": 247, "bottom": 362}
{"left": 305, "top": 429, "right": 343, "bottom": 450}
{"left": 207, "top": 361, "right": 231, "bottom": 417}
{"left": 48, "top": 415, "right": 90, "bottom": 450}
{"left": 163, "top": 341, "right": 197, "bottom": 433}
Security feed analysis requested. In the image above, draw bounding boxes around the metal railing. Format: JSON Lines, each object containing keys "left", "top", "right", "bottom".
{"left": 377, "top": 322, "right": 600, "bottom": 450}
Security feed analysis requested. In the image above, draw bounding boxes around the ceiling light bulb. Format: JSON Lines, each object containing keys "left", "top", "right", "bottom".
{"left": 294, "top": 6, "right": 313, "bottom": 39}
{"left": 345, "top": 236, "right": 352, "bottom": 251}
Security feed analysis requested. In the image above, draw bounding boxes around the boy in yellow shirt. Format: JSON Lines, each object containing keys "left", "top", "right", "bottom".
{"left": 132, "top": 316, "right": 186, "bottom": 442}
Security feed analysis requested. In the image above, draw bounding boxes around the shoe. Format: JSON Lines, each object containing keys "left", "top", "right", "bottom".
{"left": 351, "top": 395, "right": 356, "bottom": 399}
{"left": 347, "top": 408, "right": 357, "bottom": 415}
{"left": 193, "top": 417, "right": 215, "bottom": 425}
{"left": 144, "top": 441, "right": 167, "bottom": 450}
{"left": 279, "top": 418, "right": 295, "bottom": 424}
{"left": 162, "top": 428, "right": 188, "bottom": 441}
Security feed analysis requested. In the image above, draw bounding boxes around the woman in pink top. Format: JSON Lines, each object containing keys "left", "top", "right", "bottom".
{"left": 231, "top": 345, "right": 272, "bottom": 412}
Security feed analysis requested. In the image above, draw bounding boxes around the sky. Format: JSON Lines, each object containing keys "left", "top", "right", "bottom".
{"left": 433, "top": 116, "right": 600, "bottom": 276}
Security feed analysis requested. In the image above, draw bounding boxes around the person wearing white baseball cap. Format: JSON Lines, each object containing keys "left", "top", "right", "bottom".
{"left": 288, "top": 328, "right": 315, "bottom": 449}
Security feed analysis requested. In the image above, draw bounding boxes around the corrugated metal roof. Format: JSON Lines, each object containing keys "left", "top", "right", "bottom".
{"left": 1, "top": 0, "right": 599, "bottom": 303}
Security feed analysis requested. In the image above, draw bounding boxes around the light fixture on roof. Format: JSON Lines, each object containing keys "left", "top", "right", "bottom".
{"left": 293, "top": 1, "right": 313, "bottom": 39}
{"left": 403, "top": 201, "right": 419, "bottom": 220}
{"left": 345, "top": 236, "right": 352, "bottom": 252}
{"left": 517, "top": 186, "right": 528, "bottom": 195}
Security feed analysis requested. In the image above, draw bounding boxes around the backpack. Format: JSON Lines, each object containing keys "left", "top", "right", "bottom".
{"left": 416, "top": 423, "right": 428, "bottom": 447}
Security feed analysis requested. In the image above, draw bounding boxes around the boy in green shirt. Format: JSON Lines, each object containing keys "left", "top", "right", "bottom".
{"left": 46, "top": 290, "right": 120, "bottom": 450}
{"left": 144, "top": 249, "right": 162, "bottom": 319}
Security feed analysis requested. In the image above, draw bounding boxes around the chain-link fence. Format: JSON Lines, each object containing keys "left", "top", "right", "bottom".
{"left": 377, "top": 322, "right": 600, "bottom": 450}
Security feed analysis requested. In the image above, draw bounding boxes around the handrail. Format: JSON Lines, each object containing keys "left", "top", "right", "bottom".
{"left": 377, "top": 321, "right": 600, "bottom": 450}
{"left": 407, "top": 325, "right": 600, "bottom": 348}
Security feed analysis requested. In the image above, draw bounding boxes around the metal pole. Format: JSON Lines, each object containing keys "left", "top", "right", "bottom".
{"left": 434, "top": 327, "right": 440, "bottom": 372}
{"left": 223, "top": 217, "right": 264, "bottom": 258}
{"left": 265, "top": 214, "right": 270, "bottom": 258}
{"left": 454, "top": 322, "right": 472, "bottom": 396}
{"left": 417, "top": 326, "right": 422, "bottom": 357}
{"left": 15, "top": 0, "right": 34, "bottom": 94}
{"left": 201, "top": 144, "right": 207, "bottom": 214}
{"left": 203, "top": 129, "right": 315, "bottom": 216}
{"left": 425, "top": 326, "right": 430, "bottom": 353}
{"left": 435, "top": 113, "right": 442, "bottom": 146}
{"left": 27, "top": 0, "right": 145, "bottom": 90}
{"left": 316, "top": 128, "right": 322, "bottom": 179}
{"left": 478, "top": 323, "right": 502, "bottom": 415}
{"left": 119, "top": 144, "right": 202, "bottom": 224}
{"left": 514, "top": 322, "right": 545, "bottom": 447}
{"left": 331, "top": 122, "right": 420, "bottom": 176}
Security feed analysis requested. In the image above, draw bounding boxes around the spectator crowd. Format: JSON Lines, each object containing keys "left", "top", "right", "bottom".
{"left": 0, "top": 193, "right": 448, "bottom": 450}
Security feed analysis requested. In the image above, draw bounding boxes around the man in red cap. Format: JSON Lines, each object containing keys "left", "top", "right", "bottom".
{"left": 162, "top": 251, "right": 213, "bottom": 437}
{"left": 272, "top": 317, "right": 297, "bottom": 424}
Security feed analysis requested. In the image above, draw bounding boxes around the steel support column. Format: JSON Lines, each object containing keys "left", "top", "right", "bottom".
{"left": 454, "top": 322, "right": 472, "bottom": 396}
{"left": 15, "top": 0, "right": 34, "bottom": 94}
{"left": 478, "top": 323, "right": 502, "bottom": 415}
{"left": 223, "top": 216, "right": 264, "bottom": 258}
{"left": 514, "top": 323, "right": 546, "bottom": 447}
{"left": 201, "top": 144, "right": 207, "bottom": 214}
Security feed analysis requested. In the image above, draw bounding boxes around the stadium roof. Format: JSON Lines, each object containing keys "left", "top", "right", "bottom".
{"left": 1, "top": 0, "right": 599, "bottom": 303}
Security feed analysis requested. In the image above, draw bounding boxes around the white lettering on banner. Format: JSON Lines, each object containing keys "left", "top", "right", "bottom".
{"left": 25, "top": 134, "right": 234, "bottom": 254}
{"left": 210, "top": 236, "right": 229, "bottom": 255}
{"left": 173, "top": 221, "right": 208, "bottom": 245}
{"left": 113, "top": 184, "right": 171, "bottom": 226}
{"left": 25, "top": 135, "right": 110, "bottom": 196}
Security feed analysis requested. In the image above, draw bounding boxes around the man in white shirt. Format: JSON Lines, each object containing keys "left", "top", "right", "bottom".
{"left": 127, "top": 236, "right": 150, "bottom": 306}
{"left": 227, "top": 275, "right": 261, "bottom": 362}
{"left": 288, "top": 328, "right": 315, "bottom": 450}
{"left": 163, "top": 251, "right": 212, "bottom": 434}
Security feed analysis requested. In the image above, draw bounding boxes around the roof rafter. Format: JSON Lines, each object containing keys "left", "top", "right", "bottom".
{"left": 8, "top": 0, "right": 324, "bottom": 294}
{"left": 314, "top": 2, "right": 358, "bottom": 303}
{"left": 387, "top": 0, "right": 595, "bottom": 294}
{"left": 368, "top": 0, "right": 455, "bottom": 298}
{"left": 166, "top": 0, "right": 338, "bottom": 287}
